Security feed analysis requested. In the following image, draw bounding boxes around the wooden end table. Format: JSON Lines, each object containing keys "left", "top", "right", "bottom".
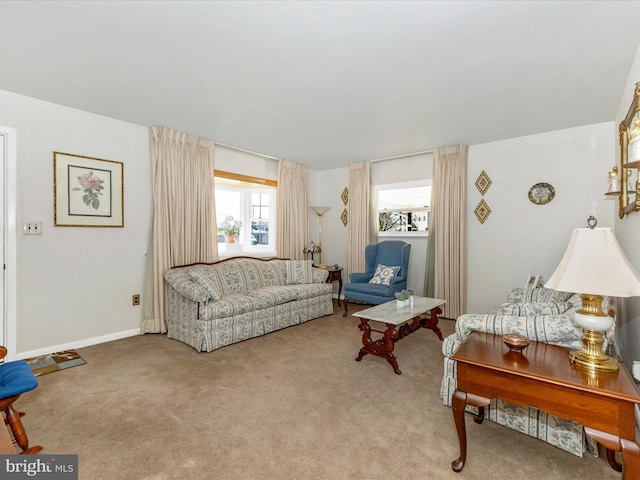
{"left": 325, "top": 266, "right": 343, "bottom": 306}
{"left": 352, "top": 296, "right": 445, "bottom": 374}
{"left": 450, "top": 332, "right": 640, "bottom": 479}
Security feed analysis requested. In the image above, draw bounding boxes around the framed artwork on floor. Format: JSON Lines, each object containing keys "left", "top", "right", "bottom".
{"left": 53, "top": 152, "right": 124, "bottom": 227}
{"left": 524, "top": 273, "right": 541, "bottom": 289}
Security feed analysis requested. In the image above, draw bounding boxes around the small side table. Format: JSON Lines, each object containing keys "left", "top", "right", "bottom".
{"left": 325, "top": 267, "right": 343, "bottom": 306}
{"left": 450, "top": 332, "right": 640, "bottom": 478}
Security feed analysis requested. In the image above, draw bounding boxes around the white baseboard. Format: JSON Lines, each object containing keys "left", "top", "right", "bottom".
{"left": 15, "top": 328, "right": 141, "bottom": 360}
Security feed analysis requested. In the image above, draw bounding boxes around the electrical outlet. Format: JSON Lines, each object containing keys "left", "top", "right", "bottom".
{"left": 23, "top": 222, "right": 42, "bottom": 235}
{"left": 132, "top": 294, "right": 141, "bottom": 306}
{"left": 633, "top": 360, "right": 640, "bottom": 381}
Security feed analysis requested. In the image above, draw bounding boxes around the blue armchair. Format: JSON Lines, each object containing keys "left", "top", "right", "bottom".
{"left": 342, "top": 241, "right": 411, "bottom": 316}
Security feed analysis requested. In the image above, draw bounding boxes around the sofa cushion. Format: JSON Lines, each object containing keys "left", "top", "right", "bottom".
{"left": 245, "top": 286, "right": 299, "bottom": 306}
{"left": 285, "top": 260, "right": 314, "bottom": 285}
{"left": 284, "top": 282, "right": 333, "bottom": 301}
{"left": 500, "top": 301, "right": 572, "bottom": 316}
{"left": 369, "top": 264, "right": 400, "bottom": 285}
{"left": 198, "top": 293, "right": 262, "bottom": 320}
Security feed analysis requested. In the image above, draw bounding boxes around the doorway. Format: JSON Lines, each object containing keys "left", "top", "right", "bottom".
{"left": 0, "top": 126, "right": 17, "bottom": 359}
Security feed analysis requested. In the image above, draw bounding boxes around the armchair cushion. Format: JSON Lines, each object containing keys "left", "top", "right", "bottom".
{"left": 0, "top": 360, "right": 38, "bottom": 398}
{"left": 369, "top": 264, "right": 401, "bottom": 286}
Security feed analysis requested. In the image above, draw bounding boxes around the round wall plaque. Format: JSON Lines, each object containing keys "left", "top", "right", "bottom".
{"left": 528, "top": 182, "right": 555, "bottom": 205}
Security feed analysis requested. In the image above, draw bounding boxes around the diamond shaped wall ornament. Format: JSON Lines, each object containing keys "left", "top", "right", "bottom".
{"left": 341, "top": 187, "right": 349, "bottom": 205}
{"left": 341, "top": 208, "right": 348, "bottom": 226}
{"left": 475, "top": 170, "right": 492, "bottom": 196}
{"left": 474, "top": 199, "right": 491, "bottom": 224}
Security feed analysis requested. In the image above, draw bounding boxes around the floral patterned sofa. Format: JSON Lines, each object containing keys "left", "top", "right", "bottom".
{"left": 164, "top": 257, "right": 334, "bottom": 352}
{"left": 440, "top": 286, "right": 615, "bottom": 457}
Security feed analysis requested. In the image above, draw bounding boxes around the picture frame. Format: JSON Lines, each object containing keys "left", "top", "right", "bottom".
{"left": 524, "top": 273, "right": 541, "bottom": 289}
{"left": 54, "top": 152, "right": 124, "bottom": 227}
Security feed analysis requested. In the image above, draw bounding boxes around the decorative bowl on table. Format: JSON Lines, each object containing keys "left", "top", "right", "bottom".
{"left": 503, "top": 333, "right": 530, "bottom": 352}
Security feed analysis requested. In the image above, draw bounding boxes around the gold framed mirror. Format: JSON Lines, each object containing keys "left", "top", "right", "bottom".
{"left": 617, "top": 82, "right": 640, "bottom": 218}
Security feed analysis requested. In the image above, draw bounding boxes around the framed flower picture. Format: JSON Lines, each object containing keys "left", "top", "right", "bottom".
{"left": 53, "top": 152, "right": 124, "bottom": 227}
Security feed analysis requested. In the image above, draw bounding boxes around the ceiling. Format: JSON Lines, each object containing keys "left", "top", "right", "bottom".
{"left": 2, "top": 1, "right": 640, "bottom": 171}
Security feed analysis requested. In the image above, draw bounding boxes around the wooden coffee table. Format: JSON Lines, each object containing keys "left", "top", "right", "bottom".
{"left": 352, "top": 296, "right": 446, "bottom": 374}
{"left": 450, "top": 332, "right": 640, "bottom": 479}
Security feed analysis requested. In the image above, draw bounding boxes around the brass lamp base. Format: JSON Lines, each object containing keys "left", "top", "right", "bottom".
{"left": 569, "top": 329, "right": 619, "bottom": 372}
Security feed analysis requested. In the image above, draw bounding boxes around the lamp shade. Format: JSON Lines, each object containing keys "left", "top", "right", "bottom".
{"left": 545, "top": 227, "right": 640, "bottom": 298}
{"left": 310, "top": 206, "right": 329, "bottom": 216}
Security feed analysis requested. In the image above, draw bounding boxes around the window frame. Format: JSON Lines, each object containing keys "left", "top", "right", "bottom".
{"left": 214, "top": 171, "right": 277, "bottom": 258}
{"left": 375, "top": 180, "right": 431, "bottom": 238}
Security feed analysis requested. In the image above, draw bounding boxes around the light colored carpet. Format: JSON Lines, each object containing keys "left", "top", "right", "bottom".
{"left": 17, "top": 301, "right": 620, "bottom": 479}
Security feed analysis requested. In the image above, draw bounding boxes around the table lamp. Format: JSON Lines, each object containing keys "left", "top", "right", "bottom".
{"left": 545, "top": 216, "right": 640, "bottom": 372}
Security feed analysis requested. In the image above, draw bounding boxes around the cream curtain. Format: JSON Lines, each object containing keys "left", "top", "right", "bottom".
{"left": 276, "top": 160, "right": 308, "bottom": 260}
{"left": 142, "top": 126, "right": 217, "bottom": 334}
{"left": 348, "top": 162, "right": 376, "bottom": 275}
{"left": 428, "top": 144, "right": 468, "bottom": 319}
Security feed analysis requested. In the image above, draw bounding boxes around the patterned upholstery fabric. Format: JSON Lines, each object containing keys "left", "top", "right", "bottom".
{"left": 499, "top": 301, "right": 572, "bottom": 316}
{"left": 285, "top": 260, "right": 314, "bottom": 284}
{"left": 507, "top": 287, "right": 573, "bottom": 303}
{"left": 164, "top": 258, "right": 333, "bottom": 352}
{"left": 440, "top": 287, "right": 615, "bottom": 458}
{"left": 368, "top": 264, "right": 401, "bottom": 285}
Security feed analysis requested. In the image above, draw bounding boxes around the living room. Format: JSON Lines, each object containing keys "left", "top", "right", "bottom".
{"left": 1, "top": 2, "right": 640, "bottom": 477}
{"left": 0, "top": 1, "right": 638, "bottom": 364}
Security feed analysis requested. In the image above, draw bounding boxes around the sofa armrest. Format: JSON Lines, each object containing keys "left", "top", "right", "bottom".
{"left": 312, "top": 268, "right": 329, "bottom": 283}
{"left": 163, "top": 269, "right": 211, "bottom": 303}
{"left": 452, "top": 312, "right": 585, "bottom": 350}
{"left": 388, "top": 276, "right": 406, "bottom": 286}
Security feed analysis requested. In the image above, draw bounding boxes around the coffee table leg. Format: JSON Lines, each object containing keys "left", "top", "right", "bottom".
{"left": 355, "top": 319, "right": 402, "bottom": 375}
{"left": 421, "top": 306, "right": 443, "bottom": 340}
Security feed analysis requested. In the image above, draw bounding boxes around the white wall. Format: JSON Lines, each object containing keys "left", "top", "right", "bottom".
{"left": 316, "top": 132, "right": 615, "bottom": 314}
{"left": 311, "top": 168, "right": 348, "bottom": 298}
{"left": 0, "top": 89, "right": 151, "bottom": 356}
{"left": 467, "top": 123, "right": 615, "bottom": 313}
{"left": 213, "top": 147, "right": 279, "bottom": 180}
{"left": 315, "top": 154, "right": 433, "bottom": 298}
{"left": 615, "top": 42, "right": 640, "bottom": 369}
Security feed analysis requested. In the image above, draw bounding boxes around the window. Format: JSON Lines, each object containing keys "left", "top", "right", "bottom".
{"left": 214, "top": 171, "right": 277, "bottom": 256}
{"left": 376, "top": 181, "right": 431, "bottom": 235}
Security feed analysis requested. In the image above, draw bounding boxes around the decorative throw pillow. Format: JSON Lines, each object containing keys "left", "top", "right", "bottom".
{"left": 188, "top": 271, "right": 223, "bottom": 301}
{"left": 500, "top": 302, "right": 572, "bottom": 316}
{"left": 285, "top": 260, "right": 314, "bottom": 285}
{"left": 369, "top": 264, "right": 401, "bottom": 286}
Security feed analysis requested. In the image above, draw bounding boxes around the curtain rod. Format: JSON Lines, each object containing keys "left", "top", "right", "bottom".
{"left": 215, "top": 142, "right": 281, "bottom": 162}
{"left": 215, "top": 142, "right": 434, "bottom": 165}
{"left": 368, "top": 148, "right": 434, "bottom": 164}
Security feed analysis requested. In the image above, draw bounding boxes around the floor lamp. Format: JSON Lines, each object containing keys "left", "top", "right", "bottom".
{"left": 310, "top": 206, "right": 329, "bottom": 266}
